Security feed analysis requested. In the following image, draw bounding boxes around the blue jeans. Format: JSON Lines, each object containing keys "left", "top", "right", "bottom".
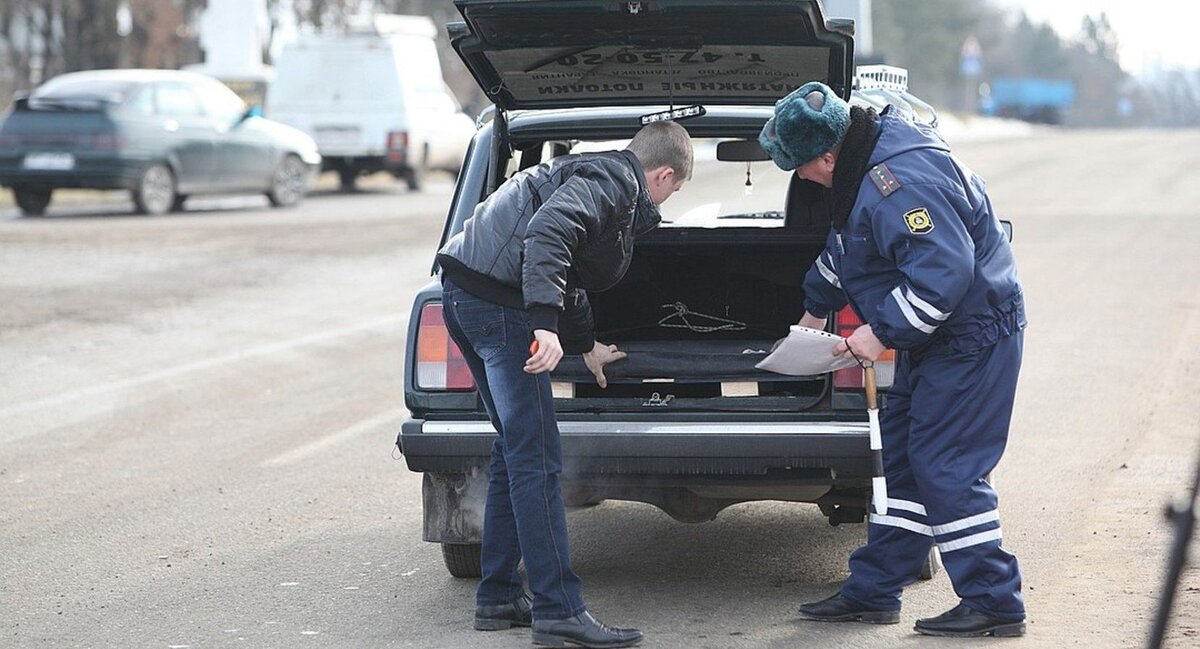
{"left": 441, "top": 278, "right": 586, "bottom": 620}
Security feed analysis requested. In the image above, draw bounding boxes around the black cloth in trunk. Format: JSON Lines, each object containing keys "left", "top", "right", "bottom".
{"left": 552, "top": 339, "right": 804, "bottom": 383}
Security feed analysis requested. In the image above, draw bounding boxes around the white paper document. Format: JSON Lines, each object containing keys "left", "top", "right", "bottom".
{"left": 755, "top": 326, "right": 860, "bottom": 376}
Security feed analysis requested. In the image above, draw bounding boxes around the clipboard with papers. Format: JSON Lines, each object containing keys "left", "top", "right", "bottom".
{"left": 754, "top": 325, "right": 860, "bottom": 376}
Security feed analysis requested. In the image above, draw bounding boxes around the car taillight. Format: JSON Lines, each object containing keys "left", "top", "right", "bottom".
{"left": 415, "top": 303, "right": 475, "bottom": 391}
{"left": 386, "top": 131, "right": 408, "bottom": 149}
{"left": 386, "top": 130, "right": 408, "bottom": 163}
{"left": 90, "top": 134, "right": 123, "bottom": 150}
{"left": 833, "top": 305, "right": 895, "bottom": 389}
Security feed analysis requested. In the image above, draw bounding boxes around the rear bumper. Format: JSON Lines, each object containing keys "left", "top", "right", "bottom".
{"left": 399, "top": 419, "right": 872, "bottom": 480}
{"left": 0, "top": 158, "right": 144, "bottom": 190}
{"left": 320, "top": 154, "right": 411, "bottom": 174}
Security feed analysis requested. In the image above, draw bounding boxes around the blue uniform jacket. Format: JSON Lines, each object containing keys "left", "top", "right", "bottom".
{"left": 803, "top": 109, "right": 1027, "bottom": 355}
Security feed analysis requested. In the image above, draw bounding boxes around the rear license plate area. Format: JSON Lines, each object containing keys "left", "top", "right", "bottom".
{"left": 22, "top": 152, "right": 75, "bottom": 170}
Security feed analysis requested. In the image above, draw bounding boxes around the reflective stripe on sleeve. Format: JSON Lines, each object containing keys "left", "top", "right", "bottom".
{"left": 903, "top": 286, "right": 950, "bottom": 321}
{"left": 891, "top": 286, "right": 938, "bottom": 334}
{"left": 815, "top": 254, "right": 841, "bottom": 289}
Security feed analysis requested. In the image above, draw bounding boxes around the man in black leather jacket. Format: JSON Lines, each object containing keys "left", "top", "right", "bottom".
{"left": 436, "top": 120, "right": 692, "bottom": 649}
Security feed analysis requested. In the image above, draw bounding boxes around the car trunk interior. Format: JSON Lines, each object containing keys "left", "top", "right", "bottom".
{"left": 551, "top": 227, "right": 833, "bottom": 413}
{"left": 473, "top": 127, "right": 839, "bottom": 414}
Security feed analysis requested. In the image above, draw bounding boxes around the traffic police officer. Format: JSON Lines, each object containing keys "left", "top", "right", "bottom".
{"left": 759, "top": 82, "right": 1028, "bottom": 637}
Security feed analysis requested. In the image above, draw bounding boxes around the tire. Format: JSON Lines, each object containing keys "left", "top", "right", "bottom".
{"left": 13, "top": 187, "right": 51, "bottom": 216}
{"left": 338, "top": 167, "right": 357, "bottom": 192}
{"left": 404, "top": 145, "right": 428, "bottom": 191}
{"left": 403, "top": 165, "right": 422, "bottom": 191}
{"left": 132, "top": 164, "right": 176, "bottom": 215}
{"left": 441, "top": 543, "right": 482, "bottom": 578}
{"left": 170, "top": 194, "right": 188, "bottom": 213}
{"left": 267, "top": 155, "right": 309, "bottom": 207}
{"left": 919, "top": 546, "right": 942, "bottom": 581}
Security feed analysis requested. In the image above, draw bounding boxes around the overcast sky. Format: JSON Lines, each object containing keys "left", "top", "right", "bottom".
{"left": 995, "top": 0, "right": 1199, "bottom": 73}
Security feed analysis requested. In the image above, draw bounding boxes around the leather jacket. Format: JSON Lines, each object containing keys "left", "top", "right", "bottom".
{"left": 437, "top": 149, "right": 661, "bottom": 354}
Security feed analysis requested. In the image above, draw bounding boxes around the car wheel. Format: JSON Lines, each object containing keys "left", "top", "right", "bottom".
{"left": 171, "top": 194, "right": 188, "bottom": 213}
{"left": 404, "top": 165, "right": 423, "bottom": 191}
{"left": 338, "top": 167, "right": 357, "bottom": 192}
{"left": 268, "top": 155, "right": 308, "bottom": 207}
{"left": 132, "top": 164, "right": 176, "bottom": 216}
{"left": 441, "top": 542, "right": 482, "bottom": 578}
{"left": 404, "top": 144, "right": 428, "bottom": 191}
{"left": 403, "top": 143, "right": 427, "bottom": 190}
{"left": 13, "top": 187, "right": 52, "bottom": 216}
{"left": 918, "top": 546, "right": 942, "bottom": 581}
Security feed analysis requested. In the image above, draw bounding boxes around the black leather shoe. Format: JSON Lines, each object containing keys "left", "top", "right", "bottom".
{"left": 797, "top": 593, "right": 900, "bottom": 624}
{"left": 531, "top": 611, "right": 643, "bottom": 648}
{"left": 474, "top": 595, "right": 532, "bottom": 631}
{"left": 915, "top": 603, "right": 1026, "bottom": 637}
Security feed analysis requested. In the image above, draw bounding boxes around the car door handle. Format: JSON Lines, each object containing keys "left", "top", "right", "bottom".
{"left": 163, "top": 120, "right": 180, "bottom": 133}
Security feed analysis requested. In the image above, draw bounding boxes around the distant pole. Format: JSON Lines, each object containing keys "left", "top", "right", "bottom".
{"left": 959, "top": 35, "right": 983, "bottom": 113}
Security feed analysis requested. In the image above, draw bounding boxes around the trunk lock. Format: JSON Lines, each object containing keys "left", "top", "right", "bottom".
{"left": 626, "top": 2, "right": 642, "bottom": 15}
{"left": 642, "top": 392, "right": 674, "bottom": 407}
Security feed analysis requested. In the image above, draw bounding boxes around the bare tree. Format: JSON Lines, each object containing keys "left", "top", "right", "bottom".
{"left": 1, "top": 1, "right": 46, "bottom": 94}
{"left": 0, "top": 0, "right": 205, "bottom": 98}
{"left": 122, "top": 0, "right": 203, "bottom": 70}
{"left": 1066, "top": 13, "right": 1129, "bottom": 126}
{"left": 60, "top": 0, "right": 124, "bottom": 75}
{"left": 292, "top": 0, "right": 363, "bottom": 30}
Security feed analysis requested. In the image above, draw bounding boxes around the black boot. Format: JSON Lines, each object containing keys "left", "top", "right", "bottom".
{"left": 474, "top": 594, "right": 533, "bottom": 631}
{"left": 798, "top": 593, "right": 900, "bottom": 624}
{"left": 915, "top": 603, "right": 1026, "bottom": 637}
{"left": 531, "top": 611, "right": 643, "bottom": 648}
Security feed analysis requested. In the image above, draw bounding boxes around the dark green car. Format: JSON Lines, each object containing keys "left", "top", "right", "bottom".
{"left": 0, "top": 69, "right": 321, "bottom": 216}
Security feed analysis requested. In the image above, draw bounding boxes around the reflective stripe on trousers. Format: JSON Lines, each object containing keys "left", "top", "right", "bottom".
{"left": 840, "top": 332, "right": 1026, "bottom": 621}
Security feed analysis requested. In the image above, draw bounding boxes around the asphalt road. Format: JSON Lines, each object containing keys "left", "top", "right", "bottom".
{"left": 2, "top": 130, "right": 1199, "bottom": 649}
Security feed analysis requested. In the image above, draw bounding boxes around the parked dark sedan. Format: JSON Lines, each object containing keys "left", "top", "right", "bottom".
{"left": 0, "top": 69, "right": 321, "bottom": 216}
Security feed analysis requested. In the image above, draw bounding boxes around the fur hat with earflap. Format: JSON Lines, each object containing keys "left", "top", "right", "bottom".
{"left": 759, "top": 81, "right": 851, "bottom": 171}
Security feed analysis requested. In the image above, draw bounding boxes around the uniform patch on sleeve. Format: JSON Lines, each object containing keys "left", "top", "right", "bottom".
{"left": 869, "top": 163, "right": 901, "bottom": 197}
{"left": 904, "top": 208, "right": 935, "bottom": 234}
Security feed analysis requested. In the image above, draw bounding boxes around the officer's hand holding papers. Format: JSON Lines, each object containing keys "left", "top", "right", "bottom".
{"left": 755, "top": 325, "right": 861, "bottom": 376}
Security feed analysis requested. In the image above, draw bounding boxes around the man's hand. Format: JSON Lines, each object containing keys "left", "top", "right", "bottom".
{"left": 582, "top": 341, "right": 628, "bottom": 389}
{"left": 798, "top": 311, "right": 828, "bottom": 330}
{"left": 525, "top": 329, "right": 563, "bottom": 374}
{"left": 832, "top": 324, "right": 888, "bottom": 362}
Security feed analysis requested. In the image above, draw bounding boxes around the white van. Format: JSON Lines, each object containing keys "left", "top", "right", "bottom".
{"left": 266, "top": 15, "right": 476, "bottom": 191}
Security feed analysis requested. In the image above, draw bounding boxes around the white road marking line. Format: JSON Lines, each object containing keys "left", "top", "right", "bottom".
{"left": 0, "top": 315, "right": 404, "bottom": 426}
{"left": 261, "top": 408, "right": 407, "bottom": 467}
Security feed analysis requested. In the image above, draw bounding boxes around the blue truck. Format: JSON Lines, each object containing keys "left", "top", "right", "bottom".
{"left": 981, "top": 77, "right": 1076, "bottom": 124}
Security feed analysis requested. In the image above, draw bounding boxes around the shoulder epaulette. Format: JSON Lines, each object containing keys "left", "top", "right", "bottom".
{"left": 868, "top": 163, "right": 901, "bottom": 197}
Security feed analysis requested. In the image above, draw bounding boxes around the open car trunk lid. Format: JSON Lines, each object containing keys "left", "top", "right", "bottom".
{"left": 449, "top": 0, "right": 854, "bottom": 110}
